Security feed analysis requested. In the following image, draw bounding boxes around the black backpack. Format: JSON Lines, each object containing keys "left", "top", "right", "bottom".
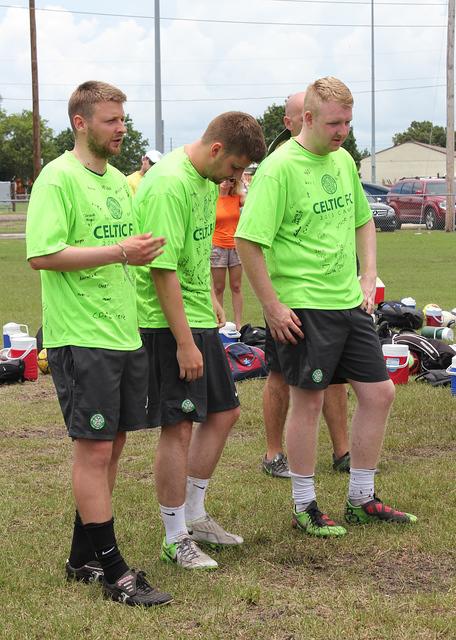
{"left": 0, "top": 359, "right": 25, "bottom": 384}
{"left": 239, "top": 324, "right": 266, "bottom": 349}
{"left": 375, "top": 301, "right": 423, "bottom": 331}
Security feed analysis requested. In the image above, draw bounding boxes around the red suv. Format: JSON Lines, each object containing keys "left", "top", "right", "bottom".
{"left": 386, "top": 178, "right": 455, "bottom": 230}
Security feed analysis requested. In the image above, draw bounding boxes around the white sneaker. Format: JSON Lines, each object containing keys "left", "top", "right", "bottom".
{"left": 160, "top": 534, "right": 218, "bottom": 570}
{"left": 187, "top": 515, "right": 244, "bottom": 547}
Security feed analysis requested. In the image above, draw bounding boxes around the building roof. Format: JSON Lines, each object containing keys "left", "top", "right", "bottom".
{"left": 363, "top": 140, "right": 454, "bottom": 160}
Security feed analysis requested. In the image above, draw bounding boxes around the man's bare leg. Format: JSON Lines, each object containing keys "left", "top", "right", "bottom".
{"left": 322, "top": 384, "right": 350, "bottom": 471}
{"left": 262, "top": 371, "right": 290, "bottom": 477}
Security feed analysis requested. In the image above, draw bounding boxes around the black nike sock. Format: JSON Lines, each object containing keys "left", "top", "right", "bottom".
{"left": 68, "top": 510, "right": 97, "bottom": 568}
{"left": 83, "top": 518, "right": 129, "bottom": 584}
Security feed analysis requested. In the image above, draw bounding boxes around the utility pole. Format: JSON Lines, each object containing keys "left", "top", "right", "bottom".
{"left": 370, "top": 0, "right": 376, "bottom": 183}
{"left": 154, "top": 0, "right": 164, "bottom": 153}
{"left": 446, "top": 0, "right": 455, "bottom": 231}
{"left": 29, "top": 0, "right": 41, "bottom": 180}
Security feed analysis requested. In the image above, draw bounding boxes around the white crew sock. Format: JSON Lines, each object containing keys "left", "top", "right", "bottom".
{"left": 159, "top": 503, "right": 187, "bottom": 544}
{"left": 348, "top": 468, "right": 376, "bottom": 506}
{"left": 290, "top": 472, "right": 316, "bottom": 512}
{"left": 185, "top": 476, "right": 209, "bottom": 523}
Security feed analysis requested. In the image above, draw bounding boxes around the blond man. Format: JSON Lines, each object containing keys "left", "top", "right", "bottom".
{"left": 236, "top": 77, "right": 417, "bottom": 536}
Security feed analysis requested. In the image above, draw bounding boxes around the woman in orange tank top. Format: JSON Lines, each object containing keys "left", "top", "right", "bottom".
{"left": 211, "top": 178, "right": 246, "bottom": 330}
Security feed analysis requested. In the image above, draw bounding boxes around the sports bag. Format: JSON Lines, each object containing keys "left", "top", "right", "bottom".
{"left": 0, "top": 358, "right": 25, "bottom": 384}
{"left": 415, "top": 370, "right": 451, "bottom": 387}
{"left": 239, "top": 324, "right": 266, "bottom": 349}
{"left": 225, "top": 342, "right": 268, "bottom": 381}
{"left": 375, "top": 301, "right": 423, "bottom": 330}
{"left": 392, "top": 332, "right": 456, "bottom": 371}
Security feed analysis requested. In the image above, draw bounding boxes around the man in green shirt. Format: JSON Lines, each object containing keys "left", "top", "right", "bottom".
{"left": 262, "top": 91, "right": 351, "bottom": 480}
{"left": 236, "top": 77, "right": 417, "bottom": 538}
{"left": 135, "top": 112, "right": 266, "bottom": 569}
{"left": 26, "top": 81, "right": 172, "bottom": 607}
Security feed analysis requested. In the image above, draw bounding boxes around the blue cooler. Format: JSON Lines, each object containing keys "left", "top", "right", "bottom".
{"left": 219, "top": 322, "right": 241, "bottom": 346}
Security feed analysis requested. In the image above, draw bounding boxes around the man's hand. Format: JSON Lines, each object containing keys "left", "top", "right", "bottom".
{"left": 120, "top": 233, "right": 166, "bottom": 266}
{"left": 264, "top": 301, "right": 304, "bottom": 344}
{"left": 176, "top": 340, "right": 204, "bottom": 381}
{"left": 212, "top": 298, "right": 226, "bottom": 328}
{"left": 359, "top": 274, "right": 376, "bottom": 314}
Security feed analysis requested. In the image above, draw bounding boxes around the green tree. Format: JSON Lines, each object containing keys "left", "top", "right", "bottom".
{"left": 54, "top": 127, "right": 74, "bottom": 155}
{"left": 0, "top": 109, "right": 57, "bottom": 181}
{"left": 342, "top": 128, "right": 362, "bottom": 169}
{"left": 392, "top": 120, "right": 447, "bottom": 147}
{"left": 256, "top": 103, "right": 285, "bottom": 147}
{"left": 109, "top": 114, "right": 149, "bottom": 175}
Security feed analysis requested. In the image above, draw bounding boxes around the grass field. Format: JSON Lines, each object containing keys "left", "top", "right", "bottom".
{"left": 1, "top": 232, "right": 455, "bottom": 640}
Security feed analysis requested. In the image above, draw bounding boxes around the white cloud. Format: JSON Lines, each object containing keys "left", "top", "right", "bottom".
{"left": 0, "top": 0, "right": 450, "bottom": 162}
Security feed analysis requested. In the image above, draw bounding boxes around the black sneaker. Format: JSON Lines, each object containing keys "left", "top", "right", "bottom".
{"left": 332, "top": 451, "right": 351, "bottom": 473}
{"left": 65, "top": 559, "right": 104, "bottom": 583}
{"left": 103, "top": 568, "right": 173, "bottom": 607}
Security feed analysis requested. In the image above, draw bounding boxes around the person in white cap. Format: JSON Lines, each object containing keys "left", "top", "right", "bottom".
{"left": 127, "top": 149, "right": 163, "bottom": 195}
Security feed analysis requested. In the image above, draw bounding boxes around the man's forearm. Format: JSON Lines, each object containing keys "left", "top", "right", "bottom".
{"left": 356, "top": 219, "right": 377, "bottom": 277}
{"left": 28, "top": 244, "right": 123, "bottom": 272}
{"left": 235, "top": 238, "right": 278, "bottom": 311}
{"left": 151, "top": 268, "right": 194, "bottom": 345}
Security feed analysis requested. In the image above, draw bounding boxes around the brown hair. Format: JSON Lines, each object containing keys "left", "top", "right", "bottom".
{"left": 68, "top": 81, "right": 126, "bottom": 131}
{"left": 202, "top": 111, "right": 266, "bottom": 163}
{"left": 304, "top": 77, "right": 353, "bottom": 115}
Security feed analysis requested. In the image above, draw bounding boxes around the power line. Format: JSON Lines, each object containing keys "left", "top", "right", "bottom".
{"left": 0, "top": 76, "right": 446, "bottom": 88}
{"left": 1, "top": 83, "right": 446, "bottom": 103}
{"left": 0, "top": 4, "right": 446, "bottom": 27}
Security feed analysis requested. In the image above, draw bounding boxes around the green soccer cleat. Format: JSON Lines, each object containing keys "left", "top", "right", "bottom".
{"left": 344, "top": 496, "right": 417, "bottom": 525}
{"left": 292, "top": 501, "right": 347, "bottom": 537}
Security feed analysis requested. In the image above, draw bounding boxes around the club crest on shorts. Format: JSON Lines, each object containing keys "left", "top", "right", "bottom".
{"left": 90, "top": 413, "right": 106, "bottom": 430}
{"left": 181, "top": 399, "right": 195, "bottom": 413}
{"left": 311, "top": 369, "right": 323, "bottom": 383}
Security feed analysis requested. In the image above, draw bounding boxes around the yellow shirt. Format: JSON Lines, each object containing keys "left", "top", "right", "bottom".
{"left": 127, "top": 170, "right": 143, "bottom": 195}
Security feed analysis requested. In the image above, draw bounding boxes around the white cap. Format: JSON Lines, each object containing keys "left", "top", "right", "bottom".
{"left": 144, "top": 149, "right": 163, "bottom": 164}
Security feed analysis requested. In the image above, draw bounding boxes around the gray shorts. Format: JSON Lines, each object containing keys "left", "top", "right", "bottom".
{"left": 210, "top": 246, "right": 242, "bottom": 268}
{"left": 266, "top": 307, "right": 389, "bottom": 389}
{"left": 47, "top": 345, "right": 150, "bottom": 440}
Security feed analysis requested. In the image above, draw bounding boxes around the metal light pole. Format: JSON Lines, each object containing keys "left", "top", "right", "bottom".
{"left": 446, "top": 0, "right": 455, "bottom": 231}
{"left": 29, "top": 0, "right": 41, "bottom": 180}
{"left": 370, "top": 0, "right": 376, "bottom": 183}
{"left": 154, "top": 0, "right": 164, "bottom": 153}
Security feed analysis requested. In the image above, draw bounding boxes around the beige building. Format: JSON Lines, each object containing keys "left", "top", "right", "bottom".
{"left": 360, "top": 141, "right": 455, "bottom": 186}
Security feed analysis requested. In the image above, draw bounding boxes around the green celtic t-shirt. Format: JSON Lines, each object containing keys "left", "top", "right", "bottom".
{"left": 135, "top": 147, "right": 218, "bottom": 329}
{"left": 235, "top": 140, "right": 372, "bottom": 309}
{"left": 26, "top": 151, "right": 141, "bottom": 350}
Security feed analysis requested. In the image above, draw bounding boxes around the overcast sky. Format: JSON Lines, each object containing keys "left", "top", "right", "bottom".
{"left": 0, "top": 0, "right": 450, "bottom": 165}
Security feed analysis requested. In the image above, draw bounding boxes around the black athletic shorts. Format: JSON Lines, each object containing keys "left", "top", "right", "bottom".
{"left": 47, "top": 345, "right": 149, "bottom": 440}
{"left": 265, "top": 307, "right": 389, "bottom": 390}
{"left": 140, "top": 328, "right": 240, "bottom": 427}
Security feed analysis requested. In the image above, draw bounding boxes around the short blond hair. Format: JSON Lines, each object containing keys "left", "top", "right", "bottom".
{"left": 304, "top": 77, "right": 353, "bottom": 115}
{"left": 68, "top": 80, "right": 126, "bottom": 131}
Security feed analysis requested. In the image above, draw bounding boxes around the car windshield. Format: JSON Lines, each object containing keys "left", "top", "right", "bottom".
{"left": 426, "top": 182, "right": 455, "bottom": 195}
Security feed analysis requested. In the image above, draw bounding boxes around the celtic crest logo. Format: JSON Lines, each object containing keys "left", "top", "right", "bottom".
{"left": 90, "top": 413, "right": 106, "bottom": 430}
{"left": 321, "top": 174, "right": 337, "bottom": 194}
{"left": 106, "top": 197, "right": 122, "bottom": 219}
{"left": 311, "top": 369, "right": 323, "bottom": 384}
{"left": 181, "top": 399, "right": 195, "bottom": 413}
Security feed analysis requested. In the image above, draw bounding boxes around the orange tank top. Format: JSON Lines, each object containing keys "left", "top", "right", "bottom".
{"left": 212, "top": 194, "right": 241, "bottom": 249}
